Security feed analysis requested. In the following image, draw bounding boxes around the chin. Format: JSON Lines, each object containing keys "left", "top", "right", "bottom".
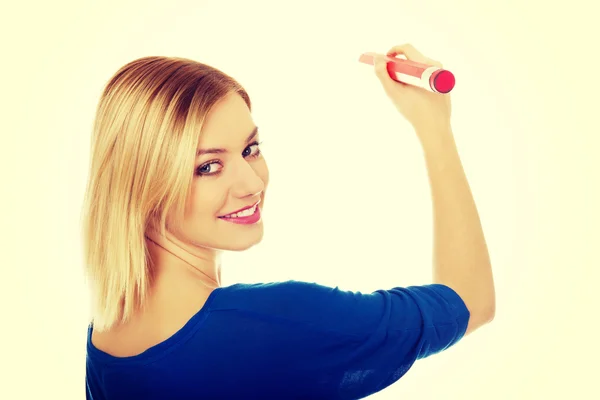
{"left": 224, "top": 239, "right": 263, "bottom": 252}
{"left": 221, "top": 225, "right": 265, "bottom": 252}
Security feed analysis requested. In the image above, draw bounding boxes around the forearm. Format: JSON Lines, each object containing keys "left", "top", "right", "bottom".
{"left": 419, "top": 128, "right": 495, "bottom": 329}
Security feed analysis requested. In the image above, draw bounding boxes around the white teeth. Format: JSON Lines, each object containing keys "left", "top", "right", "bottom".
{"left": 225, "top": 205, "right": 256, "bottom": 218}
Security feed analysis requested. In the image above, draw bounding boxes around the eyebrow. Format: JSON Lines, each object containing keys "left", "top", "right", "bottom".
{"left": 196, "top": 126, "right": 259, "bottom": 156}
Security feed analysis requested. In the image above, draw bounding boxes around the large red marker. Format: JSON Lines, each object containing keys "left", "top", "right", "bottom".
{"left": 359, "top": 52, "right": 455, "bottom": 94}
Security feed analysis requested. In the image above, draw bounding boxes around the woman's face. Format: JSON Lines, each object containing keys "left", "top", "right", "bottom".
{"left": 170, "top": 92, "right": 269, "bottom": 252}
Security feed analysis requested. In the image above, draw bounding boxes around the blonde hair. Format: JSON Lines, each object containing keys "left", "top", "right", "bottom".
{"left": 80, "top": 56, "right": 251, "bottom": 332}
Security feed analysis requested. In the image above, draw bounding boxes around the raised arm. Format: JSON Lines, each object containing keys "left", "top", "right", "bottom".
{"left": 373, "top": 44, "right": 495, "bottom": 335}
{"left": 420, "top": 127, "right": 495, "bottom": 335}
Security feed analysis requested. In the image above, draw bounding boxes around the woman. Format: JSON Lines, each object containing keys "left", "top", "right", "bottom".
{"left": 84, "top": 43, "right": 495, "bottom": 399}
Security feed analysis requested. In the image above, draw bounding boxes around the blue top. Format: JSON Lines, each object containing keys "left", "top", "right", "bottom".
{"left": 86, "top": 280, "right": 470, "bottom": 399}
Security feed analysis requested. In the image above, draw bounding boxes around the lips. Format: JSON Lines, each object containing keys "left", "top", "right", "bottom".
{"left": 218, "top": 200, "right": 260, "bottom": 218}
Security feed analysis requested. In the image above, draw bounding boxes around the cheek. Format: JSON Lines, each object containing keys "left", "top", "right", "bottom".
{"left": 186, "top": 181, "right": 226, "bottom": 218}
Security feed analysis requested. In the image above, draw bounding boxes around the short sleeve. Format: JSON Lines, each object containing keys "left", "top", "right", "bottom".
{"left": 85, "top": 281, "right": 469, "bottom": 400}
{"left": 245, "top": 281, "right": 471, "bottom": 399}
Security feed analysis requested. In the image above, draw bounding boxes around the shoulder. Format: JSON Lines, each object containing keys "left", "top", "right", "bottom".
{"left": 213, "top": 279, "right": 363, "bottom": 308}
{"left": 214, "top": 280, "right": 467, "bottom": 315}
{"left": 211, "top": 280, "right": 341, "bottom": 312}
{"left": 209, "top": 280, "right": 373, "bottom": 334}
{"left": 210, "top": 280, "right": 467, "bottom": 337}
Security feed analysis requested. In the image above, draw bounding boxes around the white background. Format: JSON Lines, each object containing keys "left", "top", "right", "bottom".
{"left": 2, "top": 0, "right": 599, "bottom": 398}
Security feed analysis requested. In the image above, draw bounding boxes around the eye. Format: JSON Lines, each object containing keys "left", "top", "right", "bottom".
{"left": 243, "top": 141, "right": 262, "bottom": 158}
{"left": 196, "top": 161, "right": 222, "bottom": 176}
{"left": 196, "top": 141, "right": 263, "bottom": 177}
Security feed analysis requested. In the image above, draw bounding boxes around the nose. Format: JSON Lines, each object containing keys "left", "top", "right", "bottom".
{"left": 230, "top": 160, "right": 265, "bottom": 199}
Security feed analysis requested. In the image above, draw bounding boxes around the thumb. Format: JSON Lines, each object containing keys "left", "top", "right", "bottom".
{"left": 373, "top": 55, "right": 404, "bottom": 93}
{"left": 373, "top": 55, "right": 389, "bottom": 81}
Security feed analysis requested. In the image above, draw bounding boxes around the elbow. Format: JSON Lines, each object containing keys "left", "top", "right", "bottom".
{"left": 467, "top": 294, "right": 496, "bottom": 327}
{"left": 465, "top": 301, "right": 495, "bottom": 336}
{"left": 486, "top": 286, "right": 496, "bottom": 321}
{"left": 484, "top": 304, "right": 495, "bottom": 323}
{"left": 480, "top": 297, "right": 496, "bottom": 324}
{"left": 473, "top": 281, "right": 496, "bottom": 324}
{"left": 459, "top": 288, "right": 495, "bottom": 335}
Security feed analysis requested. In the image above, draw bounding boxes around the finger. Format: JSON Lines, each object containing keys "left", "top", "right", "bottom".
{"left": 388, "top": 44, "right": 444, "bottom": 68}
{"left": 373, "top": 54, "right": 389, "bottom": 80}
{"left": 386, "top": 43, "right": 427, "bottom": 62}
{"left": 373, "top": 55, "right": 392, "bottom": 85}
{"left": 373, "top": 54, "right": 406, "bottom": 92}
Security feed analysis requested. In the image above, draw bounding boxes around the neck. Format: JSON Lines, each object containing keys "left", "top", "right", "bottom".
{"left": 145, "top": 228, "right": 222, "bottom": 288}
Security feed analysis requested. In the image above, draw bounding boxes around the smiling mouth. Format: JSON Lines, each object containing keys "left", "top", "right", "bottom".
{"left": 218, "top": 201, "right": 260, "bottom": 219}
{"left": 219, "top": 204, "right": 258, "bottom": 219}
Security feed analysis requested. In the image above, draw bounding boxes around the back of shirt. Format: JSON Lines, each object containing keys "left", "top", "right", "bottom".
{"left": 86, "top": 280, "right": 470, "bottom": 399}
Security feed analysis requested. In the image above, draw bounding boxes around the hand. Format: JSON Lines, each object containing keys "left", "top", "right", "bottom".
{"left": 373, "top": 44, "right": 453, "bottom": 140}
